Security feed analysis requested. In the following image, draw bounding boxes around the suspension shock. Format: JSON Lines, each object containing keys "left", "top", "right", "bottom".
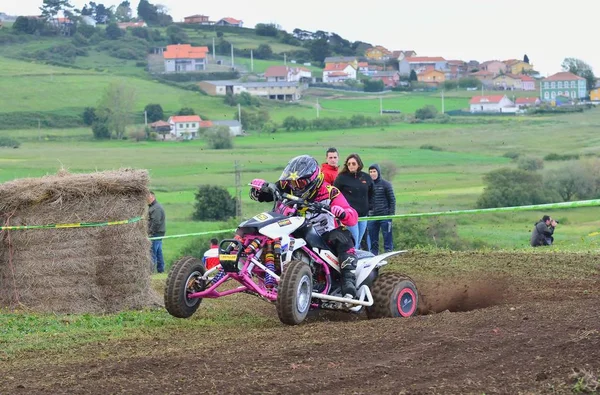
{"left": 264, "top": 240, "right": 276, "bottom": 289}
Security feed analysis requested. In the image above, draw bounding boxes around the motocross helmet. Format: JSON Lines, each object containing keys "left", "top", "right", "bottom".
{"left": 279, "top": 155, "right": 324, "bottom": 200}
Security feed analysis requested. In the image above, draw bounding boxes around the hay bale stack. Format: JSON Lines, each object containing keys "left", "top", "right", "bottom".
{"left": 0, "top": 168, "right": 160, "bottom": 313}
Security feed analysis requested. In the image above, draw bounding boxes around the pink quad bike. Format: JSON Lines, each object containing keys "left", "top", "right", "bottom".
{"left": 164, "top": 185, "right": 419, "bottom": 325}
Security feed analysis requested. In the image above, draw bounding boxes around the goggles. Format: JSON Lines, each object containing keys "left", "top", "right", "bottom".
{"left": 283, "top": 178, "right": 310, "bottom": 190}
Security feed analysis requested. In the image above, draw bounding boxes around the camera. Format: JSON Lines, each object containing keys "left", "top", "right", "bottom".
{"left": 554, "top": 220, "right": 559, "bottom": 224}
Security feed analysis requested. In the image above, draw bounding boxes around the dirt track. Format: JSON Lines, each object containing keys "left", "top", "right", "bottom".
{"left": 1, "top": 251, "right": 599, "bottom": 394}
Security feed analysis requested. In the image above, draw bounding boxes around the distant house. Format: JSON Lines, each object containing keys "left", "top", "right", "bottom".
{"left": 446, "top": 60, "right": 468, "bottom": 79}
{"left": 183, "top": 14, "right": 212, "bottom": 24}
{"left": 398, "top": 56, "right": 447, "bottom": 76}
{"left": 215, "top": 17, "right": 243, "bottom": 27}
{"left": 417, "top": 68, "right": 445, "bottom": 86}
{"left": 211, "top": 120, "right": 243, "bottom": 136}
{"left": 520, "top": 75, "right": 536, "bottom": 91}
{"left": 391, "top": 50, "right": 417, "bottom": 60}
{"left": 163, "top": 44, "right": 209, "bottom": 73}
{"left": 117, "top": 21, "right": 147, "bottom": 29}
{"left": 467, "top": 60, "right": 480, "bottom": 71}
{"left": 323, "top": 63, "right": 357, "bottom": 83}
{"left": 198, "top": 80, "right": 304, "bottom": 101}
{"left": 515, "top": 97, "right": 541, "bottom": 108}
{"left": 469, "top": 70, "right": 495, "bottom": 86}
{"left": 493, "top": 73, "right": 523, "bottom": 90}
{"left": 264, "top": 65, "right": 311, "bottom": 83}
{"left": 371, "top": 71, "right": 400, "bottom": 87}
{"left": 324, "top": 56, "right": 358, "bottom": 70}
{"left": 357, "top": 62, "right": 370, "bottom": 75}
{"left": 469, "top": 95, "right": 515, "bottom": 113}
{"left": 479, "top": 60, "right": 506, "bottom": 76}
{"left": 168, "top": 115, "right": 212, "bottom": 139}
{"left": 365, "top": 45, "right": 391, "bottom": 61}
{"left": 590, "top": 88, "right": 600, "bottom": 102}
{"left": 504, "top": 59, "right": 534, "bottom": 75}
{"left": 540, "top": 72, "right": 587, "bottom": 101}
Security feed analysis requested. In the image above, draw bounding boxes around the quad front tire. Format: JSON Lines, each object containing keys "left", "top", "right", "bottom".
{"left": 276, "top": 260, "right": 313, "bottom": 325}
{"left": 164, "top": 256, "right": 206, "bottom": 318}
{"left": 366, "top": 272, "right": 418, "bottom": 319}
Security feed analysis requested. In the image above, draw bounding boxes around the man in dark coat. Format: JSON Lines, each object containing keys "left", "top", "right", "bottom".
{"left": 531, "top": 215, "right": 557, "bottom": 247}
{"left": 147, "top": 191, "right": 166, "bottom": 273}
{"left": 367, "top": 163, "right": 396, "bottom": 255}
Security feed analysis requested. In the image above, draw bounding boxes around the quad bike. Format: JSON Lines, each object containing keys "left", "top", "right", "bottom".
{"left": 164, "top": 184, "right": 419, "bottom": 325}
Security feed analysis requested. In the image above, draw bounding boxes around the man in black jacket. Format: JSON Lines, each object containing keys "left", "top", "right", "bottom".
{"left": 367, "top": 164, "right": 396, "bottom": 255}
{"left": 147, "top": 191, "right": 166, "bottom": 273}
{"left": 530, "top": 215, "right": 557, "bottom": 247}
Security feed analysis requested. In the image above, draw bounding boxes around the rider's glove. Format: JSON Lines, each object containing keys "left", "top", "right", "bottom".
{"left": 330, "top": 205, "right": 346, "bottom": 219}
{"left": 250, "top": 178, "right": 267, "bottom": 190}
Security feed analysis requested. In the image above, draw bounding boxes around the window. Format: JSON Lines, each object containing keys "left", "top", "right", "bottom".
{"left": 551, "top": 91, "right": 556, "bottom": 99}
{"left": 557, "top": 82, "right": 563, "bottom": 88}
{"left": 571, "top": 91, "right": 576, "bottom": 98}
{"left": 544, "top": 92, "right": 550, "bottom": 99}
{"left": 571, "top": 81, "right": 576, "bottom": 88}
{"left": 192, "top": 123, "right": 196, "bottom": 128}
{"left": 186, "top": 123, "right": 189, "bottom": 128}
{"left": 179, "top": 123, "right": 184, "bottom": 128}
{"left": 551, "top": 82, "right": 556, "bottom": 88}
{"left": 544, "top": 82, "right": 550, "bottom": 88}
{"left": 557, "top": 91, "right": 562, "bottom": 96}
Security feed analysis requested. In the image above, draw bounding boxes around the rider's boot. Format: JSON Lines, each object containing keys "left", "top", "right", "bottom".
{"left": 340, "top": 255, "right": 357, "bottom": 299}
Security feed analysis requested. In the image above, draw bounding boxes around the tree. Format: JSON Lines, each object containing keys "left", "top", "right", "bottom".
{"left": 415, "top": 105, "right": 437, "bottom": 120}
{"left": 364, "top": 79, "right": 384, "bottom": 92}
{"left": 543, "top": 159, "right": 600, "bottom": 201}
{"left": 193, "top": 185, "right": 236, "bottom": 221}
{"left": 137, "top": 0, "right": 158, "bottom": 25}
{"left": 255, "top": 23, "right": 279, "bottom": 37}
{"left": 105, "top": 22, "right": 123, "bottom": 39}
{"left": 254, "top": 44, "right": 273, "bottom": 59}
{"left": 177, "top": 107, "right": 196, "bottom": 115}
{"left": 13, "top": 16, "right": 43, "bottom": 34}
{"left": 39, "top": 0, "right": 73, "bottom": 21}
{"left": 380, "top": 160, "right": 399, "bottom": 181}
{"left": 409, "top": 69, "right": 418, "bottom": 81}
{"left": 166, "top": 24, "right": 188, "bottom": 44}
{"left": 561, "top": 57, "right": 597, "bottom": 92}
{"left": 97, "top": 82, "right": 136, "bottom": 139}
{"left": 517, "top": 156, "right": 544, "bottom": 171}
{"left": 115, "top": 1, "right": 132, "bottom": 21}
{"left": 205, "top": 126, "right": 233, "bottom": 149}
{"left": 309, "top": 38, "right": 330, "bottom": 63}
{"left": 523, "top": 54, "right": 530, "bottom": 64}
{"left": 94, "top": 3, "right": 113, "bottom": 24}
{"left": 82, "top": 107, "right": 97, "bottom": 125}
{"left": 155, "top": 4, "right": 173, "bottom": 26}
{"left": 476, "top": 168, "right": 549, "bottom": 208}
{"left": 144, "top": 104, "right": 163, "bottom": 122}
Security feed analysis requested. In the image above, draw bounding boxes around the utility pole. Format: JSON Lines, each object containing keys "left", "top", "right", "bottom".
{"left": 441, "top": 89, "right": 445, "bottom": 113}
{"left": 316, "top": 98, "right": 320, "bottom": 118}
{"left": 379, "top": 97, "right": 383, "bottom": 116}
{"left": 212, "top": 37, "right": 215, "bottom": 60}
{"left": 38, "top": 119, "right": 41, "bottom": 141}
{"left": 234, "top": 160, "right": 242, "bottom": 218}
{"left": 231, "top": 44, "right": 234, "bottom": 68}
{"left": 144, "top": 110, "right": 148, "bottom": 126}
{"left": 250, "top": 49, "right": 254, "bottom": 72}
{"left": 238, "top": 103, "right": 241, "bottom": 122}
{"left": 284, "top": 53, "right": 287, "bottom": 65}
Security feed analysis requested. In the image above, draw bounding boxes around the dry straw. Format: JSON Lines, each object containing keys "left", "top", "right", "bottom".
{"left": 0, "top": 168, "right": 161, "bottom": 313}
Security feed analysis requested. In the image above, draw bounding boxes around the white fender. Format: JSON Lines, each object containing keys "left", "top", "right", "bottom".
{"left": 354, "top": 250, "right": 408, "bottom": 287}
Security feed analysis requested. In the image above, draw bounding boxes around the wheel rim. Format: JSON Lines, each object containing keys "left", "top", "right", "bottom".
{"left": 184, "top": 270, "right": 203, "bottom": 307}
{"left": 296, "top": 274, "right": 311, "bottom": 314}
{"left": 396, "top": 288, "right": 417, "bottom": 317}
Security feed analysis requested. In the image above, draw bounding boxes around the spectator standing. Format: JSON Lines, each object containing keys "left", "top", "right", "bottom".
{"left": 321, "top": 147, "right": 339, "bottom": 185}
{"left": 147, "top": 191, "right": 166, "bottom": 273}
{"left": 367, "top": 164, "right": 396, "bottom": 255}
{"left": 334, "top": 153, "right": 373, "bottom": 250}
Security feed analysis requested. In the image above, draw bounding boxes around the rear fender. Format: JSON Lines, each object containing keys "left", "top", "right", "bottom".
{"left": 355, "top": 250, "right": 408, "bottom": 287}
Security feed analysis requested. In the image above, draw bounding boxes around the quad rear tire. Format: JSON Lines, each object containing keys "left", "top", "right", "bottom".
{"left": 366, "top": 272, "right": 418, "bottom": 319}
{"left": 164, "top": 256, "right": 206, "bottom": 318}
{"left": 276, "top": 260, "right": 313, "bottom": 325}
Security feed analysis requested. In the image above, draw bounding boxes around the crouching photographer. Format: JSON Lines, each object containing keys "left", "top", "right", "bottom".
{"left": 530, "top": 215, "right": 558, "bottom": 247}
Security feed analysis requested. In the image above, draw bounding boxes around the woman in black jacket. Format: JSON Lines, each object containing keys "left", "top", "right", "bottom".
{"left": 334, "top": 153, "right": 373, "bottom": 250}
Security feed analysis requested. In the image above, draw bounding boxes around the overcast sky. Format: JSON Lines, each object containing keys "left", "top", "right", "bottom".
{"left": 3, "top": 0, "right": 597, "bottom": 76}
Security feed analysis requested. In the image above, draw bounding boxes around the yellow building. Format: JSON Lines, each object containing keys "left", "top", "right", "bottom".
{"left": 591, "top": 88, "right": 600, "bottom": 101}
{"left": 417, "top": 69, "right": 445, "bottom": 85}
{"left": 505, "top": 60, "right": 534, "bottom": 75}
{"left": 365, "top": 45, "right": 391, "bottom": 61}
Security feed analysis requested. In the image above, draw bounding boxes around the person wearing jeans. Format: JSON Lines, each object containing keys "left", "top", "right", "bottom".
{"left": 147, "top": 191, "right": 166, "bottom": 273}
{"left": 333, "top": 153, "right": 373, "bottom": 250}
{"left": 367, "top": 164, "right": 396, "bottom": 255}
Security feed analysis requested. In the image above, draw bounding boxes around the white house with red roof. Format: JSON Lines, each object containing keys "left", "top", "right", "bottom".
{"left": 520, "top": 75, "right": 536, "bottom": 91}
{"left": 469, "top": 95, "right": 515, "bottom": 113}
{"left": 398, "top": 56, "right": 447, "bottom": 76}
{"left": 515, "top": 97, "right": 541, "bottom": 108}
{"left": 540, "top": 71, "right": 586, "bottom": 101}
{"left": 167, "top": 115, "right": 212, "bottom": 139}
{"left": 163, "top": 44, "right": 209, "bottom": 73}
{"left": 215, "top": 17, "right": 243, "bottom": 27}
{"left": 264, "top": 66, "right": 312, "bottom": 82}
{"left": 323, "top": 63, "right": 357, "bottom": 83}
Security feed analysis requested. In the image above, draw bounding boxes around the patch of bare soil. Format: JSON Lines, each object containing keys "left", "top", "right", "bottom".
{"left": 1, "top": 251, "right": 599, "bottom": 394}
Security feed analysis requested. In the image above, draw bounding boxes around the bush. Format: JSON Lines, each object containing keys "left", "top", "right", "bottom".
{"left": 82, "top": 107, "right": 97, "bottom": 126}
{"left": 379, "top": 160, "right": 399, "bottom": 181}
{"left": 544, "top": 153, "right": 580, "bottom": 161}
{"left": 255, "top": 23, "right": 279, "bottom": 37}
{"left": 503, "top": 151, "right": 521, "bottom": 160}
{"left": 517, "top": 156, "right": 544, "bottom": 171}
{"left": 144, "top": 104, "right": 164, "bottom": 122}
{"left": 193, "top": 185, "right": 237, "bottom": 221}
{"left": 128, "top": 129, "right": 147, "bottom": 141}
{"left": 420, "top": 144, "right": 444, "bottom": 151}
{"left": 91, "top": 119, "right": 111, "bottom": 139}
{"left": 0, "top": 136, "right": 20, "bottom": 148}
{"left": 177, "top": 107, "right": 196, "bottom": 115}
{"left": 71, "top": 32, "right": 89, "bottom": 47}
{"left": 77, "top": 24, "right": 97, "bottom": 38}
{"left": 205, "top": 126, "right": 233, "bottom": 149}
{"left": 415, "top": 105, "right": 438, "bottom": 120}
{"left": 476, "top": 168, "right": 549, "bottom": 208}
{"left": 363, "top": 79, "right": 384, "bottom": 92}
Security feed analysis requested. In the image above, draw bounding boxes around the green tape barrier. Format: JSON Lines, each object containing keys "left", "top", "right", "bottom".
{"left": 0, "top": 216, "right": 143, "bottom": 231}
{"left": 149, "top": 228, "right": 236, "bottom": 241}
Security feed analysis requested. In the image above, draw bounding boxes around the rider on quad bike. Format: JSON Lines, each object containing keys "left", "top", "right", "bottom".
{"left": 250, "top": 154, "right": 360, "bottom": 299}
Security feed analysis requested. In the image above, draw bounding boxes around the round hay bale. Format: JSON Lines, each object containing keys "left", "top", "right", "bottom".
{"left": 0, "top": 168, "right": 161, "bottom": 313}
